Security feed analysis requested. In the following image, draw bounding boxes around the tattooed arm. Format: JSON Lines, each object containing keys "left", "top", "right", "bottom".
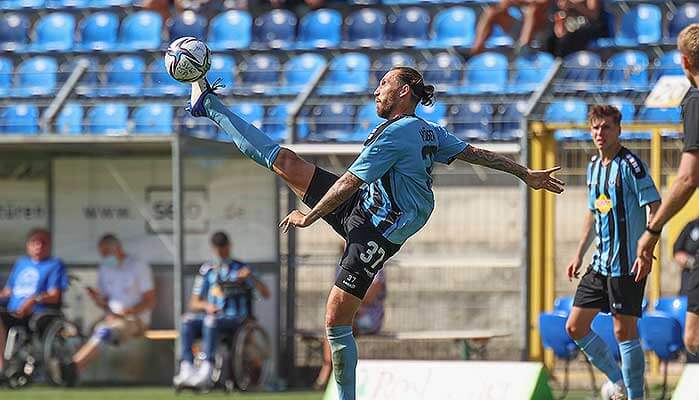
{"left": 456, "top": 146, "right": 565, "bottom": 194}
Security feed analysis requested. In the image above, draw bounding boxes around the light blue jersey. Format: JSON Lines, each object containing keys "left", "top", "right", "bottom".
{"left": 192, "top": 259, "right": 254, "bottom": 318}
{"left": 587, "top": 147, "right": 661, "bottom": 277}
{"left": 348, "top": 115, "right": 468, "bottom": 244}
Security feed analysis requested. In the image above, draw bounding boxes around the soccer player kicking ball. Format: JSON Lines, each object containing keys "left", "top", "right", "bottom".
{"left": 187, "top": 66, "right": 564, "bottom": 400}
{"left": 566, "top": 105, "right": 661, "bottom": 400}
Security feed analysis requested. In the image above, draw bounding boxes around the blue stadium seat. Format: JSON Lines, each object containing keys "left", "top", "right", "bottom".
{"left": 253, "top": 10, "right": 297, "bottom": 49}
{"left": 459, "top": 52, "right": 508, "bottom": 95}
{"left": 430, "top": 6, "right": 476, "bottom": 48}
{"left": 345, "top": 8, "right": 386, "bottom": 48}
{"left": 448, "top": 102, "right": 493, "bottom": 142}
{"left": 132, "top": 103, "right": 173, "bottom": 134}
{"left": 539, "top": 312, "right": 579, "bottom": 368}
{"left": 604, "top": 50, "right": 649, "bottom": 92}
{"left": 655, "top": 296, "right": 688, "bottom": 331}
{"left": 207, "top": 10, "right": 251, "bottom": 50}
{"left": 653, "top": 51, "right": 683, "bottom": 82}
{"left": 278, "top": 53, "right": 326, "bottom": 95}
{"left": 169, "top": 10, "right": 207, "bottom": 42}
{"left": 1, "top": 0, "right": 45, "bottom": 11}
{"left": 119, "top": 11, "right": 162, "bottom": 50}
{"left": 353, "top": 101, "right": 383, "bottom": 141}
{"left": 146, "top": 59, "right": 187, "bottom": 96}
{"left": 15, "top": 56, "right": 57, "bottom": 97}
{"left": 485, "top": 8, "right": 521, "bottom": 48}
{"left": 509, "top": 51, "right": 554, "bottom": 94}
{"left": 493, "top": 101, "right": 526, "bottom": 141}
{"left": 616, "top": 4, "right": 661, "bottom": 46}
{"left": 591, "top": 313, "right": 620, "bottom": 360}
{"left": 45, "top": 0, "right": 89, "bottom": 8}
{"left": 55, "top": 103, "right": 83, "bottom": 135}
{"left": 78, "top": 12, "right": 119, "bottom": 51}
{"left": 174, "top": 106, "right": 216, "bottom": 139}
{"left": 91, "top": 0, "right": 133, "bottom": 6}
{"left": 319, "top": 53, "right": 370, "bottom": 95}
{"left": 310, "top": 103, "right": 356, "bottom": 142}
{"left": 101, "top": 55, "right": 145, "bottom": 96}
{"left": 639, "top": 107, "right": 681, "bottom": 123}
{"left": 423, "top": 52, "right": 463, "bottom": 92}
{"left": 0, "top": 58, "right": 11, "bottom": 97}
{"left": 263, "top": 104, "right": 288, "bottom": 142}
{"left": 240, "top": 54, "right": 280, "bottom": 94}
{"left": 553, "top": 296, "right": 574, "bottom": 315}
{"left": 416, "top": 102, "right": 447, "bottom": 126}
{"left": 545, "top": 99, "right": 588, "bottom": 141}
{"left": 373, "top": 52, "right": 417, "bottom": 82}
{"left": 0, "top": 104, "right": 39, "bottom": 135}
{"left": 208, "top": 54, "right": 236, "bottom": 95}
{"left": 59, "top": 57, "right": 98, "bottom": 96}
{"left": 86, "top": 103, "right": 128, "bottom": 134}
{"left": 638, "top": 312, "right": 683, "bottom": 396}
{"left": 559, "top": 51, "right": 602, "bottom": 92}
{"left": 387, "top": 7, "right": 430, "bottom": 47}
{"left": 608, "top": 97, "right": 635, "bottom": 123}
{"left": 668, "top": 4, "right": 699, "bottom": 41}
{"left": 297, "top": 9, "right": 342, "bottom": 49}
{"left": 33, "top": 12, "right": 75, "bottom": 51}
{"left": 0, "top": 13, "right": 30, "bottom": 51}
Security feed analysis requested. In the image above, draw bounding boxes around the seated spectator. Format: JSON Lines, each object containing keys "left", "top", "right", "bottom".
{"left": 314, "top": 268, "right": 386, "bottom": 389}
{"left": 544, "top": 0, "right": 611, "bottom": 57}
{"left": 0, "top": 228, "right": 68, "bottom": 375}
{"left": 54, "top": 234, "right": 155, "bottom": 385}
{"left": 173, "top": 231, "right": 270, "bottom": 389}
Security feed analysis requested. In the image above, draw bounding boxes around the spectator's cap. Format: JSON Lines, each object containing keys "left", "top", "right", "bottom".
{"left": 98, "top": 233, "right": 121, "bottom": 247}
{"left": 26, "top": 227, "right": 50, "bottom": 241}
{"left": 210, "top": 231, "right": 230, "bottom": 247}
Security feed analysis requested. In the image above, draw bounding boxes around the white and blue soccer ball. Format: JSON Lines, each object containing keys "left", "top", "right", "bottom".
{"left": 164, "top": 37, "right": 211, "bottom": 83}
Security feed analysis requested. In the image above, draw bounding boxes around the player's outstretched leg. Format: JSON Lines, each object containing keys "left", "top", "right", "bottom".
{"left": 325, "top": 286, "right": 362, "bottom": 400}
{"left": 614, "top": 315, "right": 644, "bottom": 400}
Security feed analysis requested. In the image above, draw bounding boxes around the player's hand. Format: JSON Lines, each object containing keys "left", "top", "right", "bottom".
{"left": 279, "top": 210, "right": 311, "bottom": 233}
{"left": 237, "top": 267, "right": 251, "bottom": 280}
{"left": 205, "top": 303, "right": 221, "bottom": 315}
{"left": 525, "top": 166, "right": 565, "bottom": 194}
{"left": 631, "top": 255, "right": 653, "bottom": 283}
{"left": 566, "top": 257, "right": 583, "bottom": 281}
{"left": 637, "top": 231, "right": 660, "bottom": 263}
{"left": 14, "top": 298, "right": 36, "bottom": 318}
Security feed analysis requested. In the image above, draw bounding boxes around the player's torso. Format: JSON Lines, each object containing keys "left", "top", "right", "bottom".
{"left": 203, "top": 261, "right": 249, "bottom": 317}
{"left": 9, "top": 257, "right": 59, "bottom": 311}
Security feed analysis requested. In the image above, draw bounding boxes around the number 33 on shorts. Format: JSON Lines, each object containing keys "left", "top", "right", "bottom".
{"left": 359, "top": 241, "right": 385, "bottom": 270}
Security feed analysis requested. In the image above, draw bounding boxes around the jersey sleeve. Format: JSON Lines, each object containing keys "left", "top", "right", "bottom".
{"left": 683, "top": 97, "right": 699, "bottom": 153}
{"left": 192, "top": 265, "right": 210, "bottom": 298}
{"left": 586, "top": 161, "right": 595, "bottom": 211}
{"left": 47, "top": 260, "right": 68, "bottom": 292}
{"left": 348, "top": 126, "right": 402, "bottom": 183}
{"left": 434, "top": 126, "right": 468, "bottom": 165}
{"left": 623, "top": 157, "right": 661, "bottom": 207}
{"left": 97, "top": 265, "right": 108, "bottom": 295}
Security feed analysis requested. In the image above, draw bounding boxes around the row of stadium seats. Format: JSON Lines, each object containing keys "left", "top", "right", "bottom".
{"left": 3, "top": 3, "right": 699, "bottom": 52}
{"left": 0, "top": 0, "right": 135, "bottom": 9}
{"left": 0, "top": 49, "right": 684, "bottom": 98}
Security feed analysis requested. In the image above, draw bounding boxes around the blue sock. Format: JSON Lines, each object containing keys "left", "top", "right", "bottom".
{"left": 574, "top": 331, "right": 623, "bottom": 383}
{"left": 619, "top": 339, "right": 644, "bottom": 399}
{"left": 203, "top": 95, "right": 281, "bottom": 170}
{"left": 327, "top": 325, "right": 357, "bottom": 400}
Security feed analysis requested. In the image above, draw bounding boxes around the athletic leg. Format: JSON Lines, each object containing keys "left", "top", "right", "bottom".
{"left": 325, "top": 286, "right": 362, "bottom": 400}
{"left": 614, "top": 314, "right": 644, "bottom": 400}
{"left": 567, "top": 306, "right": 623, "bottom": 384}
{"left": 174, "top": 314, "right": 202, "bottom": 386}
{"left": 685, "top": 311, "right": 699, "bottom": 355}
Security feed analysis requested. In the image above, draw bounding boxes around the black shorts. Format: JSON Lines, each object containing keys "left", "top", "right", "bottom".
{"left": 302, "top": 167, "right": 401, "bottom": 299}
{"left": 685, "top": 267, "right": 699, "bottom": 315}
{"left": 573, "top": 268, "right": 646, "bottom": 317}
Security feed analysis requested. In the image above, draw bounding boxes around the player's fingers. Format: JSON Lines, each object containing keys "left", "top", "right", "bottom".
{"left": 549, "top": 176, "right": 565, "bottom": 186}
{"left": 545, "top": 182, "right": 564, "bottom": 194}
{"left": 545, "top": 166, "right": 562, "bottom": 174}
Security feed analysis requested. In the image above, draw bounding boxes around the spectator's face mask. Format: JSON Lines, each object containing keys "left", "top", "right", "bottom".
{"left": 101, "top": 255, "right": 119, "bottom": 268}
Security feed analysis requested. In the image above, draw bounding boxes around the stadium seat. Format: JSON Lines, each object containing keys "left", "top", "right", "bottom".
{"left": 0, "top": 13, "right": 30, "bottom": 51}
{"left": 448, "top": 102, "right": 493, "bottom": 142}
{"left": 309, "top": 103, "right": 356, "bottom": 142}
{"left": 319, "top": 53, "right": 370, "bottom": 95}
{"left": 207, "top": 54, "right": 236, "bottom": 94}
{"left": 240, "top": 54, "right": 280, "bottom": 94}
{"left": 345, "top": 8, "right": 386, "bottom": 48}
{"left": 78, "top": 12, "right": 119, "bottom": 51}
{"left": 668, "top": 3, "right": 699, "bottom": 41}
{"left": 59, "top": 57, "right": 98, "bottom": 96}
{"left": 607, "top": 97, "right": 635, "bottom": 123}
{"left": 146, "top": 59, "right": 187, "bottom": 96}
{"left": 207, "top": 10, "right": 251, "bottom": 50}
{"left": 545, "top": 99, "right": 588, "bottom": 141}
{"left": 604, "top": 50, "right": 649, "bottom": 92}
{"left": 430, "top": 6, "right": 476, "bottom": 48}
{"left": 119, "top": 11, "right": 163, "bottom": 50}
{"left": 353, "top": 101, "right": 384, "bottom": 141}
{"left": 15, "top": 56, "right": 57, "bottom": 97}
{"left": 387, "top": 7, "right": 430, "bottom": 47}
{"left": 278, "top": 53, "right": 326, "bottom": 95}
{"left": 297, "top": 9, "right": 342, "bottom": 49}
{"left": 91, "top": 0, "right": 132, "bottom": 6}
{"left": 509, "top": 51, "right": 554, "bottom": 93}
{"left": 263, "top": 103, "right": 307, "bottom": 142}
{"left": 638, "top": 106, "right": 682, "bottom": 138}
{"left": 652, "top": 50, "right": 683, "bottom": 82}
{"left": 169, "top": 10, "right": 207, "bottom": 42}
{"left": 422, "top": 53, "right": 463, "bottom": 92}
{"left": 459, "top": 52, "right": 508, "bottom": 95}
{"left": 373, "top": 52, "right": 417, "bottom": 82}
{"left": 559, "top": 51, "right": 602, "bottom": 92}
{"left": 655, "top": 296, "right": 688, "bottom": 331}
{"left": 638, "top": 312, "right": 684, "bottom": 399}
{"left": 45, "top": 0, "right": 89, "bottom": 8}
{"left": 54, "top": 103, "right": 83, "bottom": 135}
{"left": 0, "top": 104, "right": 39, "bottom": 135}
{"left": 132, "top": 103, "right": 173, "bottom": 134}
{"left": 591, "top": 313, "right": 620, "bottom": 360}
{"left": 0, "top": 58, "right": 12, "bottom": 97}
{"left": 101, "top": 55, "right": 145, "bottom": 96}
{"left": 86, "top": 103, "right": 128, "bottom": 134}
{"left": 253, "top": 10, "right": 297, "bottom": 49}
{"left": 416, "top": 102, "right": 447, "bottom": 126}
{"left": 485, "top": 8, "right": 521, "bottom": 48}
{"left": 553, "top": 296, "right": 574, "bottom": 315}
{"left": 1, "top": 0, "right": 45, "bottom": 11}
{"left": 32, "top": 12, "right": 75, "bottom": 51}
{"left": 492, "top": 101, "right": 526, "bottom": 141}
{"left": 539, "top": 312, "right": 580, "bottom": 398}
{"left": 616, "top": 4, "right": 662, "bottom": 46}
{"left": 174, "top": 106, "right": 216, "bottom": 139}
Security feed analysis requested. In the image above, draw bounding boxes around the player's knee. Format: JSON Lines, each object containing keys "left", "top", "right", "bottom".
{"left": 685, "top": 333, "right": 699, "bottom": 355}
{"left": 614, "top": 323, "right": 635, "bottom": 342}
{"left": 565, "top": 320, "right": 586, "bottom": 340}
{"left": 273, "top": 148, "right": 301, "bottom": 172}
{"left": 203, "top": 315, "right": 216, "bottom": 328}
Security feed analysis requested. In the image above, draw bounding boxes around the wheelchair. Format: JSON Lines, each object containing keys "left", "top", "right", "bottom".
{"left": 177, "top": 280, "right": 271, "bottom": 394}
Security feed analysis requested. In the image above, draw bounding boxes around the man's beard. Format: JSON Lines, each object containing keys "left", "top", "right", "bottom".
{"left": 377, "top": 94, "right": 399, "bottom": 119}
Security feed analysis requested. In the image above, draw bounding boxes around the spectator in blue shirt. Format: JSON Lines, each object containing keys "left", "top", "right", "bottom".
{"left": 0, "top": 228, "right": 68, "bottom": 374}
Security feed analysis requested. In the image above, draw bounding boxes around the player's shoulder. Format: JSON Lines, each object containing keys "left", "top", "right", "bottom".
{"left": 198, "top": 262, "right": 216, "bottom": 276}
{"left": 365, "top": 114, "right": 414, "bottom": 145}
{"left": 230, "top": 259, "right": 248, "bottom": 268}
{"left": 618, "top": 147, "right": 647, "bottom": 178}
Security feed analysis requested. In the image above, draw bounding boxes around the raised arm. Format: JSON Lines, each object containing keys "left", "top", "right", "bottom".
{"left": 456, "top": 145, "right": 565, "bottom": 194}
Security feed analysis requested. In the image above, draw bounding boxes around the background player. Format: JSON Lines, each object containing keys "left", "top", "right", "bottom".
{"left": 566, "top": 105, "right": 660, "bottom": 400}
{"left": 187, "top": 66, "right": 565, "bottom": 399}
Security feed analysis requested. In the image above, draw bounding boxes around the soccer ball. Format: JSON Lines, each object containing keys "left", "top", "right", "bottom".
{"left": 164, "top": 37, "right": 211, "bottom": 83}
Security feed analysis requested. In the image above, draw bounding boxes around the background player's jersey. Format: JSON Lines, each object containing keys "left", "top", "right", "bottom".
{"left": 5, "top": 256, "right": 68, "bottom": 313}
{"left": 192, "top": 259, "right": 254, "bottom": 318}
{"left": 587, "top": 147, "right": 661, "bottom": 277}
{"left": 348, "top": 114, "right": 468, "bottom": 244}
